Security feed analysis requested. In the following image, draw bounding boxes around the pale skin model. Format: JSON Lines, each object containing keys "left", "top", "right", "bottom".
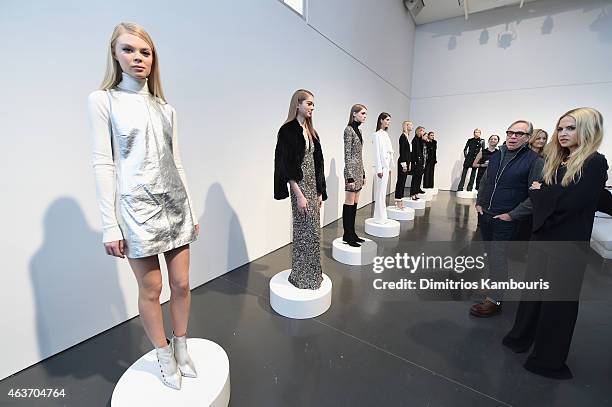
{"left": 475, "top": 122, "right": 530, "bottom": 221}
{"left": 104, "top": 32, "right": 200, "bottom": 349}
{"left": 377, "top": 115, "right": 392, "bottom": 179}
{"left": 346, "top": 107, "right": 367, "bottom": 206}
{"left": 289, "top": 94, "right": 323, "bottom": 215}
{"left": 395, "top": 121, "right": 413, "bottom": 209}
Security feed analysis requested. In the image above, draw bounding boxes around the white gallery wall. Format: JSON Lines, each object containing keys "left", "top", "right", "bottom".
{"left": 410, "top": 0, "right": 612, "bottom": 190}
{"left": 0, "top": 0, "right": 414, "bottom": 379}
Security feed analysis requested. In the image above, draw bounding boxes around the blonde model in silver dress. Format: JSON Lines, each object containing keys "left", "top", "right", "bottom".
{"left": 88, "top": 22, "right": 198, "bottom": 390}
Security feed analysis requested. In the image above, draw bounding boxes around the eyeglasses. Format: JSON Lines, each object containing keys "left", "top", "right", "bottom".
{"left": 506, "top": 131, "right": 530, "bottom": 138}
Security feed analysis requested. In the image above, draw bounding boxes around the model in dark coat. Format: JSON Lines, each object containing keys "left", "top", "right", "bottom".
{"left": 409, "top": 127, "right": 426, "bottom": 197}
{"left": 423, "top": 134, "right": 437, "bottom": 188}
{"left": 457, "top": 130, "right": 485, "bottom": 191}
{"left": 394, "top": 131, "right": 411, "bottom": 200}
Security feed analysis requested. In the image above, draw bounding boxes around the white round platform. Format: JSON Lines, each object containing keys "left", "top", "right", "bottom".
{"left": 364, "top": 218, "right": 400, "bottom": 237}
{"left": 111, "top": 338, "right": 230, "bottom": 407}
{"left": 269, "top": 270, "right": 332, "bottom": 319}
{"left": 332, "top": 237, "right": 377, "bottom": 265}
{"left": 423, "top": 190, "right": 434, "bottom": 201}
{"left": 423, "top": 187, "right": 439, "bottom": 195}
{"left": 456, "top": 190, "right": 477, "bottom": 199}
{"left": 402, "top": 197, "right": 426, "bottom": 210}
{"left": 386, "top": 206, "right": 415, "bottom": 221}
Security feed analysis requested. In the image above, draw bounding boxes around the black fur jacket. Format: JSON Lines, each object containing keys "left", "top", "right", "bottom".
{"left": 274, "top": 119, "right": 328, "bottom": 201}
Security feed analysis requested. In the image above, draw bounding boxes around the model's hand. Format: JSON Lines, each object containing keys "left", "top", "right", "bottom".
{"left": 347, "top": 182, "right": 355, "bottom": 190}
{"left": 318, "top": 195, "right": 322, "bottom": 208}
{"left": 494, "top": 213, "right": 512, "bottom": 222}
{"left": 297, "top": 194, "right": 309, "bottom": 215}
{"left": 104, "top": 240, "right": 125, "bottom": 258}
{"left": 195, "top": 224, "right": 200, "bottom": 236}
{"left": 377, "top": 172, "right": 383, "bottom": 178}
{"left": 475, "top": 205, "right": 484, "bottom": 215}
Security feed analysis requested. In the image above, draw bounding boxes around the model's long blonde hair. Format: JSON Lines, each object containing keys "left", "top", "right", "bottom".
{"left": 100, "top": 22, "right": 165, "bottom": 101}
{"left": 348, "top": 104, "right": 367, "bottom": 125}
{"left": 285, "top": 89, "right": 318, "bottom": 140}
{"left": 542, "top": 107, "right": 604, "bottom": 187}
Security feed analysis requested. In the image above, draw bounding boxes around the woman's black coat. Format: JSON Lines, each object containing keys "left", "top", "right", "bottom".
{"left": 274, "top": 118, "right": 328, "bottom": 201}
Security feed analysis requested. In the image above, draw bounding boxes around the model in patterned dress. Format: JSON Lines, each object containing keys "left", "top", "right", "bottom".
{"left": 342, "top": 104, "right": 368, "bottom": 247}
{"left": 274, "top": 89, "right": 328, "bottom": 289}
{"left": 88, "top": 23, "right": 197, "bottom": 390}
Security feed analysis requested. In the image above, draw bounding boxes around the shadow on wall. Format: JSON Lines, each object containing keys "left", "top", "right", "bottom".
{"left": 590, "top": 7, "right": 612, "bottom": 43}
{"left": 31, "top": 197, "right": 130, "bottom": 381}
{"left": 323, "top": 158, "right": 340, "bottom": 227}
{"left": 191, "top": 182, "right": 248, "bottom": 288}
{"left": 424, "top": 1, "right": 612, "bottom": 49}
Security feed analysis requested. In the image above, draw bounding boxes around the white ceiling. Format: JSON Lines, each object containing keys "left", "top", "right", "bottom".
{"left": 410, "top": 0, "right": 538, "bottom": 25}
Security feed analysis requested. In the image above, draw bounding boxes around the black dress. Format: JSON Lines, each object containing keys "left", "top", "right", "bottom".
{"left": 503, "top": 152, "right": 611, "bottom": 379}
{"left": 423, "top": 139, "right": 437, "bottom": 188}
{"left": 394, "top": 133, "right": 411, "bottom": 199}
{"left": 474, "top": 147, "right": 497, "bottom": 190}
{"left": 457, "top": 137, "right": 484, "bottom": 191}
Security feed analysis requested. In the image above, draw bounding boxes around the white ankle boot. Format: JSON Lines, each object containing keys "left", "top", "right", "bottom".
{"left": 156, "top": 340, "right": 182, "bottom": 390}
{"left": 172, "top": 333, "right": 197, "bottom": 378}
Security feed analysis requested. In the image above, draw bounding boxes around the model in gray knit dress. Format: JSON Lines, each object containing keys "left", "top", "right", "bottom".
{"left": 289, "top": 139, "right": 323, "bottom": 289}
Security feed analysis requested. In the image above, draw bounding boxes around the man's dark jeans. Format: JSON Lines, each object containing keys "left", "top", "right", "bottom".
{"left": 479, "top": 212, "right": 519, "bottom": 302}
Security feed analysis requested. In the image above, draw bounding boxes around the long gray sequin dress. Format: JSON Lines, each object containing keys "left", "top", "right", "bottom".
{"left": 289, "top": 139, "right": 323, "bottom": 290}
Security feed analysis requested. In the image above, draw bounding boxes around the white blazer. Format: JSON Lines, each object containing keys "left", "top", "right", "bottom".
{"left": 372, "top": 129, "right": 394, "bottom": 173}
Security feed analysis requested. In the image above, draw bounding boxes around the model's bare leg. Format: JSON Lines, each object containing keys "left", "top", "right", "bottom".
{"left": 165, "top": 245, "right": 191, "bottom": 337}
{"left": 354, "top": 190, "right": 361, "bottom": 206}
{"left": 128, "top": 255, "right": 166, "bottom": 348}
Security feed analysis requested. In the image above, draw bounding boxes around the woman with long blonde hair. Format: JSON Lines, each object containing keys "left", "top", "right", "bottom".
{"left": 274, "top": 89, "right": 327, "bottom": 289}
{"left": 503, "top": 107, "right": 611, "bottom": 379}
{"left": 342, "top": 104, "right": 367, "bottom": 247}
{"left": 88, "top": 22, "right": 199, "bottom": 390}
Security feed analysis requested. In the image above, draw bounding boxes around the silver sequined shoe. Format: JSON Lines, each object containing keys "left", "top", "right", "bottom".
{"left": 172, "top": 333, "right": 197, "bottom": 378}
{"left": 156, "top": 340, "right": 182, "bottom": 390}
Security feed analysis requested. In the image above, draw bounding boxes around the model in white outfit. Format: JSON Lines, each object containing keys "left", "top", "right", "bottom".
{"left": 372, "top": 113, "right": 394, "bottom": 224}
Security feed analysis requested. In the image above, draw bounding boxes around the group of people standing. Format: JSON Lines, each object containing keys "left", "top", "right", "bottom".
{"left": 394, "top": 122, "right": 439, "bottom": 205}
{"left": 89, "top": 22, "right": 610, "bottom": 392}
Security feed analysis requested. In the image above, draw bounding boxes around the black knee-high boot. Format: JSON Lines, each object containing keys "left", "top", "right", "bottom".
{"left": 352, "top": 204, "right": 365, "bottom": 243}
{"left": 342, "top": 204, "right": 360, "bottom": 247}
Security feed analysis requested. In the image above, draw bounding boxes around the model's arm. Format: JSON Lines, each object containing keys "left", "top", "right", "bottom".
{"left": 171, "top": 107, "right": 199, "bottom": 227}
{"left": 463, "top": 140, "right": 470, "bottom": 158}
{"left": 373, "top": 132, "right": 383, "bottom": 174}
{"left": 88, "top": 91, "right": 123, "bottom": 243}
{"left": 507, "top": 156, "right": 544, "bottom": 220}
{"left": 344, "top": 127, "right": 355, "bottom": 183}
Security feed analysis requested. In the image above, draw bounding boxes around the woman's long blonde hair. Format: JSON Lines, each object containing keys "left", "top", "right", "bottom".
{"left": 542, "top": 107, "right": 603, "bottom": 187}
{"left": 285, "top": 89, "right": 318, "bottom": 140}
{"left": 348, "top": 104, "right": 367, "bottom": 125}
{"left": 100, "top": 22, "right": 165, "bottom": 101}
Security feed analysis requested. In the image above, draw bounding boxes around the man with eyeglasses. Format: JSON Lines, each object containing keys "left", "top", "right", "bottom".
{"left": 470, "top": 120, "right": 544, "bottom": 317}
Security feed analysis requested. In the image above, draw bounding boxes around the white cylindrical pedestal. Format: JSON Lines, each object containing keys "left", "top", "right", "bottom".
{"left": 269, "top": 270, "right": 332, "bottom": 319}
{"left": 457, "top": 190, "right": 477, "bottom": 199}
{"left": 402, "top": 198, "right": 426, "bottom": 210}
{"left": 423, "top": 187, "right": 438, "bottom": 195}
{"left": 111, "top": 339, "right": 230, "bottom": 407}
{"left": 332, "top": 237, "right": 377, "bottom": 265}
{"left": 364, "top": 218, "right": 400, "bottom": 237}
{"left": 423, "top": 190, "right": 434, "bottom": 201}
{"left": 386, "top": 206, "right": 415, "bottom": 221}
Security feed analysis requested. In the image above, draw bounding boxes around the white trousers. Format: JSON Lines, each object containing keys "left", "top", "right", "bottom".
{"left": 373, "top": 170, "right": 389, "bottom": 224}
